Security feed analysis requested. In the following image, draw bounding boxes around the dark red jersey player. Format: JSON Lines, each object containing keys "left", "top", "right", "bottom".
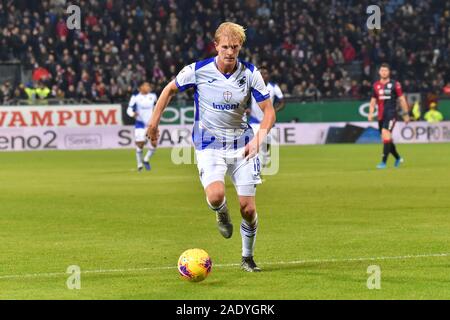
{"left": 368, "top": 63, "right": 410, "bottom": 169}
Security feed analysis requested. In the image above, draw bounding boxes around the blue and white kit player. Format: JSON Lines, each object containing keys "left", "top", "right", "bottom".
{"left": 127, "top": 82, "right": 158, "bottom": 171}
{"left": 147, "top": 22, "right": 276, "bottom": 272}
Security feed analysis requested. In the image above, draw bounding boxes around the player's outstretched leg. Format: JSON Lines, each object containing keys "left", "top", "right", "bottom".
{"left": 239, "top": 196, "right": 261, "bottom": 272}
{"left": 206, "top": 182, "right": 233, "bottom": 239}
{"left": 143, "top": 147, "right": 155, "bottom": 171}
{"left": 136, "top": 146, "right": 144, "bottom": 171}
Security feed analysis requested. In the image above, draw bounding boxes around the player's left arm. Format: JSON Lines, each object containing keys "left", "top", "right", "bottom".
{"left": 244, "top": 70, "right": 276, "bottom": 159}
{"left": 244, "top": 98, "right": 276, "bottom": 160}
{"left": 396, "top": 81, "right": 410, "bottom": 123}
{"left": 126, "top": 95, "right": 138, "bottom": 118}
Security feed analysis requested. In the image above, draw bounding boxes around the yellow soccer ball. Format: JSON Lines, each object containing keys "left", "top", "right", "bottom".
{"left": 177, "top": 249, "right": 212, "bottom": 282}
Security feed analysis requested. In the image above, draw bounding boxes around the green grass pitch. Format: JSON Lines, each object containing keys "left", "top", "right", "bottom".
{"left": 0, "top": 144, "right": 449, "bottom": 299}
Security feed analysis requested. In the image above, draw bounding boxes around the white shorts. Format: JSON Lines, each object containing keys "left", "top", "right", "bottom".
{"left": 195, "top": 147, "right": 262, "bottom": 196}
{"left": 135, "top": 128, "right": 147, "bottom": 142}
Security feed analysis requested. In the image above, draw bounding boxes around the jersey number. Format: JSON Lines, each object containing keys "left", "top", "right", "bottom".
{"left": 253, "top": 157, "right": 261, "bottom": 176}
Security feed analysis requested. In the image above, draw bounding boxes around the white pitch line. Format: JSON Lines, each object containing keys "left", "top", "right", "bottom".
{"left": 0, "top": 252, "right": 448, "bottom": 280}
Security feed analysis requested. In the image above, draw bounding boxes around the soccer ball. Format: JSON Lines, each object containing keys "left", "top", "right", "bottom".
{"left": 177, "top": 248, "right": 212, "bottom": 282}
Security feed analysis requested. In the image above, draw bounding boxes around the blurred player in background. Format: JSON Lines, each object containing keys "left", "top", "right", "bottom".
{"left": 247, "top": 67, "right": 284, "bottom": 167}
{"left": 127, "top": 82, "right": 158, "bottom": 171}
{"left": 368, "top": 64, "right": 410, "bottom": 169}
{"left": 147, "top": 22, "right": 275, "bottom": 272}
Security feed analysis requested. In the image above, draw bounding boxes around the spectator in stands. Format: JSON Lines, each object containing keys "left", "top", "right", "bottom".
{"left": 349, "top": 80, "right": 360, "bottom": 99}
{"left": 13, "top": 83, "right": 27, "bottom": 101}
{"left": 1, "top": 81, "right": 12, "bottom": 104}
{"left": 305, "top": 83, "right": 321, "bottom": 101}
{"left": 443, "top": 82, "right": 450, "bottom": 96}
{"left": 65, "top": 84, "right": 77, "bottom": 100}
{"left": 24, "top": 82, "right": 35, "bottom": 102}
{"left": 35, "top": 81, "right": 50, "bottom": 100}
{"left": 342, "top": 38, "right": 356, "bottom": 63}
{"left": 411, "top": 97, "right": 422, "bottom": 121}
{"left": 424, "top": 102, "right": 444, "bottom": 123}
{"left": 50, "top": 84, "right": 65, "bottom": 100}
{"left": 32, "top": 65, "right": 51, "bottom": 83}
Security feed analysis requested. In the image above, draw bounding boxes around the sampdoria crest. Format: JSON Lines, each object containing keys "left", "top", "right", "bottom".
{"left": 223, "top": 91, "right": 232, "bottom": 102}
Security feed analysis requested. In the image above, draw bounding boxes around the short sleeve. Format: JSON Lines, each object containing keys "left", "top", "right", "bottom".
{"left": 175, "top": 63, "right": 196, "bottom": 92}
{"left": 395, "top": 81, "right": 403, "bottom": 96}
{"left": 251, "top": 70, "right": 270, "bottom": 102}
{"left": 127, "top": 95, "right": 137, "bottom": 117}
{"left": 128, "top": 94, "right": 137, "bottom": 108}
{"left": 273, "top": 84, "right": 284, "bottom": 100}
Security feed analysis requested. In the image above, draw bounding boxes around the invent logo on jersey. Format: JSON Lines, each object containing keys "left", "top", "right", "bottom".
{"left": 212, "top": 102, "right": 240, "bottom": 110}
{"left": 213, "top": 91, "right": 239, "bottom": 110}
{"left": 212, "top": 91, "right": 239, "bottom": 110}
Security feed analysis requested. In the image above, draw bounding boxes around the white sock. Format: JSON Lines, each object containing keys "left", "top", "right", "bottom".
{"left": 144, "top": 148, "right": 155, "bottom": 162}
{"left": 136, "top": 147, "right": 143, "bottom": 167}
{"left": 240, "top": 214, "right": 258, "bottom": 257}
{"left": 206, "top": 197, "right": 227, "bottom": 214}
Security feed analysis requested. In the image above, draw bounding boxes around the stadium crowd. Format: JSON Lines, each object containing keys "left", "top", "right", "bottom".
{"left": 0, "top": 0, "right": 449, "bottom": 105}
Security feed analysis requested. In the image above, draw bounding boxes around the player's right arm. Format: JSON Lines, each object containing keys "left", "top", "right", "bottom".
{"left": 147, "top": 81, "right": 178, "bottom": 147}
{"left": 147, "top": 63, "right": 196, "bottom": 147}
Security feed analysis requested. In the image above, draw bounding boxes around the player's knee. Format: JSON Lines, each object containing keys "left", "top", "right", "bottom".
{"left": 136, "top": 141, "right": 145, "bottom": 149}
{"left": 381, "top": 130, "right": 391, "bottom": 140}
{"left": 240, "top": 203, "right": 256, "bottom": 220}
{"left": 206, "top": 190, "right": 225, "bottom": 207}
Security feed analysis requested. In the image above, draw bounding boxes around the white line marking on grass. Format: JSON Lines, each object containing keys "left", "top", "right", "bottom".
{"left": 0, "top": 252, "right": 448, "bottom": 280}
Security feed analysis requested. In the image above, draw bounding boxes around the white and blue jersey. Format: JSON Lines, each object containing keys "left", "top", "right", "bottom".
{"left": 127, "top": 92, "right": 158, "bottom": 128}
{"left": 175, "top": 56, "right": 270, "bottom": 150}
{"left": 249, "top": 82, "right": 283, "bottom": 124}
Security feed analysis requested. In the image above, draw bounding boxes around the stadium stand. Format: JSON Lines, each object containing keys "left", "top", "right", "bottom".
{"left": 0, "top": 0, "right": 449, "bottom": 105}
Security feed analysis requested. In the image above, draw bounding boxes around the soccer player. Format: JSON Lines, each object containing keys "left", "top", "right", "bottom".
{"left": 247, "top": 67, "right": 285, "bottom": 167}
{"left": 147, "top": 22, "right": 275, "bottom": 272}
{"left": 127, "top": 81, "right": 158, "bottom": 171}
{"left": 368, "top": 63, "right": 410, "bottom": 169}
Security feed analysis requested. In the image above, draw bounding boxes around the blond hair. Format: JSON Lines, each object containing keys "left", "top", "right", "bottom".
{"left": 214, "top": 22, "right": 246, "bottom": 45}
